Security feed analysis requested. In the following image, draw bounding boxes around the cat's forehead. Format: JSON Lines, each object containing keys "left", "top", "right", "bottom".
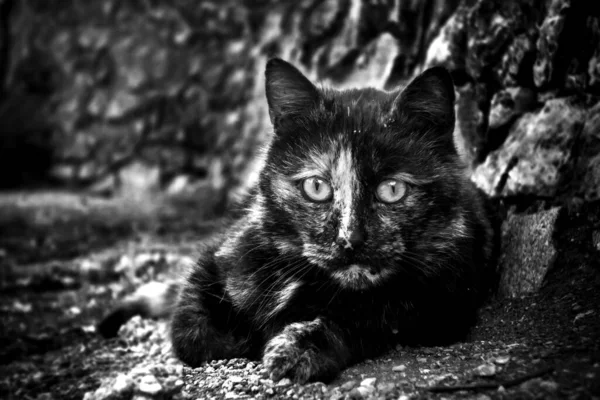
{"left": 326, "top": 88, "right": 395, "bottom": 125}
{"left": 290, "top": 133, "right": 422, "bottom": 184}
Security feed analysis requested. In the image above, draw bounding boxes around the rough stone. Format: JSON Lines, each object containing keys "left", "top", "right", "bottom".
{"left": 137, "top": 374, "right": 162, "bottom": 395}
{"left": 488, "top": 87, "right": 537, "bottom": 130}
{"left": 392, "top": 365, "right": 406, "bottom": 372}
{"left": 2, "top": 0, "right": 600, "bottom": 224}
{"left": 533, "top": 0, "right": 570, "bottom": 89}
{"left": 499, "top": 207, "right": 560, "bottom": 298}
{"left": 474, "top": 363, "right": 497, "bottom": 377}
{"left": 569, "top": 102, "right": 600, "bottom": 201}
{"left": 472, "top": 98, "right": 587, "bottom": 198}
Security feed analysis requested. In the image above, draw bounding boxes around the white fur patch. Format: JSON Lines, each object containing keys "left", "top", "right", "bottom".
{"left": 216, "top": 227, "right": 245, "bottom": 259}
{"left": 263, "top": 318, "right": 322, "bottom": 357}
{"left": 332, "top": 264, "right": 393, "bottom": 290}
{"left": 331, "top": 145, "right": 358, "bottom": 247}
{"left": 301, "top": 242, "right": 334, "bottom": 268}
{"left": 216, "top": 196, "right": 265, "bottom": 259}
{"left": 270, "top": 172, "right": 296, "bottom": 199}
{"left": 391, "top": 172, "right": 434, "bottom": 186}
{"left": 452, "top": 214, "right": 469, "bottom": 238}
{"left": 268, "top": 281, "right": 302, "bottom": 319}
{"left": 226, "top": 276, "right": 256, "bottom": 310}
{"left": 273, "top": 238, "right": 297, "bottom": 254}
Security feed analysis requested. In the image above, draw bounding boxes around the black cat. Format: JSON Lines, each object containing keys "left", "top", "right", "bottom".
{"left": 166, "top": 58, "right": 498, "bottom": 383}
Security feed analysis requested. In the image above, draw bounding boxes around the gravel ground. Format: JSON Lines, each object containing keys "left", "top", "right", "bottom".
{"left": 0, "top": 193, "right": 599, "bottom": 400}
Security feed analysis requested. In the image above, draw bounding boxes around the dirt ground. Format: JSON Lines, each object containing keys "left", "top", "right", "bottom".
{"left": 0, "top": 192, "right": 599, "bottom": 400}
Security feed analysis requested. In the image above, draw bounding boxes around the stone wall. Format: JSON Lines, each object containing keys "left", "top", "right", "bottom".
{"left": 1, "top": 0, "right": 600, "bottom": 294}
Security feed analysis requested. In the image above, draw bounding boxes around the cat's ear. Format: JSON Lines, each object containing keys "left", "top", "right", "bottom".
{"left": 392, "top": 66, "right": 456, "bottom": 153}
{"left": 265, "top": 58, "right": 320, "bottom": 128}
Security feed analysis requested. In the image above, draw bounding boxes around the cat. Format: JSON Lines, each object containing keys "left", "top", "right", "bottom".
{"left": 99, "top": 58, "right": 498, "bottom": 384}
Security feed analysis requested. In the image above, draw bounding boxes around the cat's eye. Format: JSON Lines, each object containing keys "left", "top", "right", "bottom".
{"left": 301, "top": 177, "right": 333, "bottom": 202}
{"left": 375, "top": 179, "right": 408, "bottom": 203}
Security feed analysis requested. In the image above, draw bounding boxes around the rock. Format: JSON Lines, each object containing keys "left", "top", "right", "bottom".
{"left": 348, "top": 385, "right": 373, "bottom": 399}
{"left": 392, "top": 365, "right": 406, "bottom": 372}
{"left": 228, "top": 376, "right": 244, "bottom": 384}
{"left": 84, "top": 372, "right": 135, "bottom": 400}
{"left": 465, "top": 1, "right": 523, "bottom": 80}
{"left": 137, "top": 375, "right": 162, "bottom": 395}
{"left": 347, "top": 387, "right": 364, "bottom": 399}
{"left": 474, "top": 363, "right": 497, "bottom": 377}
{"left": 275, "top": 378, "right": 292, "bottom": 387}
{"left": 499, "top": 207, "right": 560, "bottom": 298}
{"left": 493, "top": 355, "right": 510, "bottom": 364}
{"left": 539, "top": 380, "right": 559, "bottom": 391}
{"left": 472, "top": 98, "right": 587, "bottom": 198}
{"left": 328, "top": 32, "right": 400, "bottom": 90}
{"left": 488, "top": 87, "right": 537, "bottom": 130}
{"left": 499, "top": 32, "right": 537, "bottom": 87}
{"left": 113, "top": 373, "right": 133, "bottom": 394}
{"left": 340, "top": 380, "right": 357, "bottom": 391}
{"left": 533, "top": 0, "right": 570, "bottom": 88}
{"left": 376, "top": 382, "right": 395, "bottom": 393}
{"left": 424, "top": 12, "right": 465, "bottom": 70}
{"left": 360, "top": 377, "right": 377, "bottom": 387}
{"left": 569, "top": 103, "right": 600, "bottom": 201}
{"left": 105, "top": 90, "right": 141, "bottom": 120}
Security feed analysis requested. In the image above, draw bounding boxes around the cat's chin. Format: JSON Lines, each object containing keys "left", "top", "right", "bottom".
{"left": 331, "top": 264, "right": 389, "bottom": 290}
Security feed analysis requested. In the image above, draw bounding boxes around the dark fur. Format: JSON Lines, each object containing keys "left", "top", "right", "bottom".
{"left": 170, "top": 58, "right": 497, "bottom": 383}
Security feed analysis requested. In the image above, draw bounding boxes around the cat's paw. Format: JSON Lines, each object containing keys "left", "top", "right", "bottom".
{"left": 262, "top": 329, "right": 318, "bottom": 383}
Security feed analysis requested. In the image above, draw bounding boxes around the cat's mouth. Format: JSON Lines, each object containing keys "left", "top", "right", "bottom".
{"left": 331, "top": 264, "right": 386, "bottom": 290}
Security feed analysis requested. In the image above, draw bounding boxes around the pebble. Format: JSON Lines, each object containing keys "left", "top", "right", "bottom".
{"left": 328, "top": 389, "right": 344, "bottom": 400}
{"left": 474, "top": 363, "right": 497, "bottom": 377}
{"left": 228, "top": 376, "right": 244, "bottom": 384}
{"left": 340, "top": 380, "right": 357, "bottom": 391}
{"left": 376, "top": 382, "right": 395, "bottom": 393}
{"left": 276, "top": 378, "right": 292, "bottom": 387}
{"left": 357, "top": 385, "right": 374, "bottom": 396}
{"left": 494, "top": 355, "right": 510, "bottom": 364}
{"left": 392, "top": 365, "right": 406, "bottom": 372}
{"left": 112, "top": 373, "right": 132, "bottom": 393}
{"left": 417, "top": 357, "right": 428, "bottom": 363}
{"left": 138, "top": 375, "right": 162, "bottom": 395}
{"left": 348, "top": 386, "right": 373, "bottom": 399}
{"left": 539, "top": 380, "right": 559, "bottom": 391}
{"left": 360, "top": 377, "right": 377, "bottom": 387}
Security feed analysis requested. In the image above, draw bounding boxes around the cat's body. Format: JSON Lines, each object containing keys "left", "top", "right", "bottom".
{"left": 169, "top": 59, "right": 498, "bottom": 383}
{"left": 99, "top": 58, "right": 498, "bottom": 383}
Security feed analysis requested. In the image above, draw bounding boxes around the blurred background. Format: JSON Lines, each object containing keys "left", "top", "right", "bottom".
{"left": 1, "top": 0, "right": 600, "bottom": 208}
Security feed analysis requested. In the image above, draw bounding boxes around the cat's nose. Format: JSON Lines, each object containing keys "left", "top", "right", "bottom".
{"left": 336, "top": 229, "right": 365, "bottom": 250}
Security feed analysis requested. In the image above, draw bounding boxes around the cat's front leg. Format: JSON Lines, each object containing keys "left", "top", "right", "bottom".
{"left": 262, "top": 318, "right": 350, "bottom": 383}
{"left": 170, "top": 255, "right": 254, "bottom": 367}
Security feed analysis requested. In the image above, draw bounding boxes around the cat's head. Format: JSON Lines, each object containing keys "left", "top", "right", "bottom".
{"left": 258, "top": 58, "right": 472, "bottom": 290}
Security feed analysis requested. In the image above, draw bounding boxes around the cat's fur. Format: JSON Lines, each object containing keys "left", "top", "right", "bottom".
{"left": 166, "top": 58, "right": 498, "bottom": 383}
